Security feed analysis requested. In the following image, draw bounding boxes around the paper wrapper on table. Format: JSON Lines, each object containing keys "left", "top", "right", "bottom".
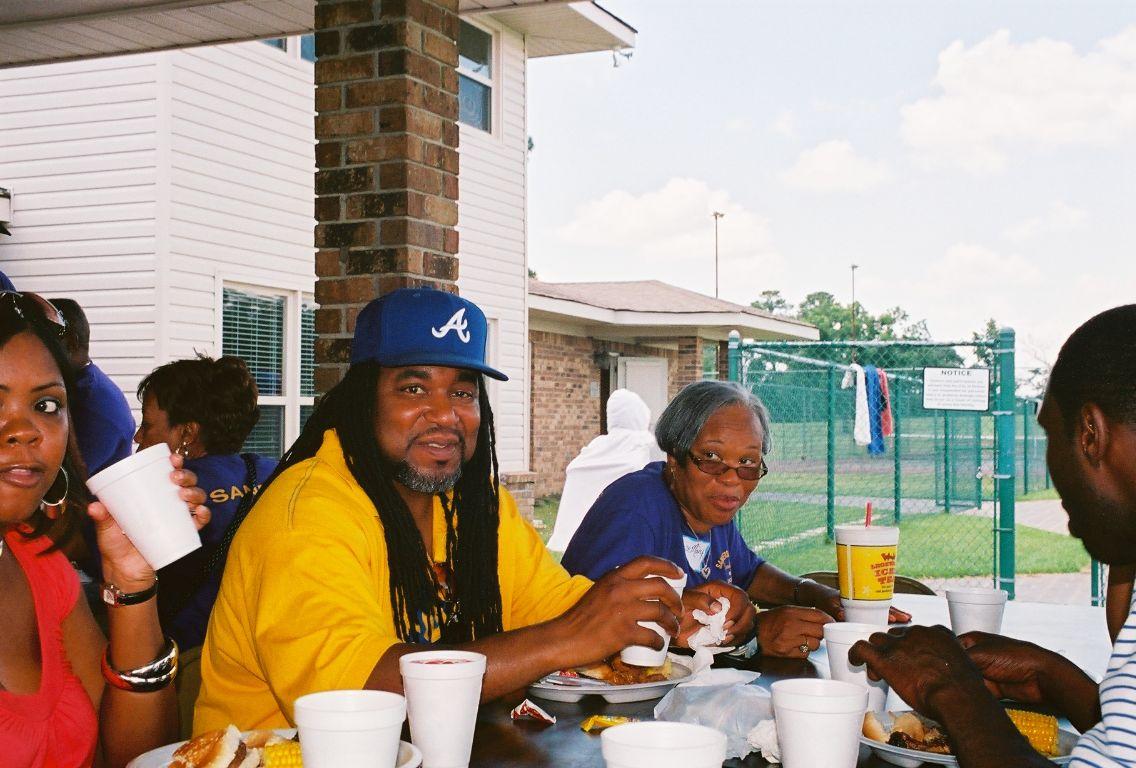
{"left": 653, "top": 677, "right": 773, "bottom": 759}
{"left": 510, "top": 699, "right": 556, "bottom": 724}
{"left": 580, "top": 715, "right": 636, "bottom": 733}
{"left": 686, "top": 597, "right": 737, "bottom": 674}
{"left": 746, "top": 719, "right": 781, "bottom": 764}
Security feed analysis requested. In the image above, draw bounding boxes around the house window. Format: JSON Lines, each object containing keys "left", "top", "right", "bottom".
{"left": 261, "top": 38, "right": 287, "bottom": 50}
{"left": 458, "top": 20, "right": 493, "bottom": 132}
{"left": 702, "top": 343, "right": 719, "bottom": 379}
{"left": 222, "top": 286, "right": 316, "bottom": 457}
{"left": 299, "top": 34, "right": 316, "bottom": 62}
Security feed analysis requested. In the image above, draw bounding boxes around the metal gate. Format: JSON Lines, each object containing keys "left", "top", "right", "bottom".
{"left": 726, "top": 330, "right": 1056, "bottom": 598}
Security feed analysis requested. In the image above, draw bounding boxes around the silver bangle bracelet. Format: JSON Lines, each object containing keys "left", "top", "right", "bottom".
{"left": 101, "top": 637, "right": 179, "bottom": 693}
{"left": 792, "top": 577, "right": 816, "bottom": 605}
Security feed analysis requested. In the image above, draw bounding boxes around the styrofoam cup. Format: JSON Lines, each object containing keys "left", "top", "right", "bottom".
{"left": 293, "top": 690, "right": 406, "bottom": 768}
{"left": 947, "top": 588, "right": 1008, "bottom": 635}
{"left": 620, "top": 572, "right": 687, "bottom": 667}
{"left": 400, "top": 650, "right": 486, "bottom": 768}
{"left": 841, "top": 598, "right": 891, "bottom": 626}
{"left": 823, "top": 622, "right": 890, "bottom": 711}
{"left": 772, "top": 679, "right": 868, "bottom": 768}
{"left": 85, "top": 443, "right": 201, "bottom": 569}
{"left": 601, "top": 721, "right": 726, "bottom": 768}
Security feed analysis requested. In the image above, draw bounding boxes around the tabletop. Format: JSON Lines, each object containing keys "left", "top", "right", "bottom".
{"left": 467, "top": 595, "right": 1112, "bottom": 767}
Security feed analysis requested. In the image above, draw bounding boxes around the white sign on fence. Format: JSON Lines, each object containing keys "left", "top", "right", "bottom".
{"left": 922, "top": 367, "right": 991, "bottom": 411}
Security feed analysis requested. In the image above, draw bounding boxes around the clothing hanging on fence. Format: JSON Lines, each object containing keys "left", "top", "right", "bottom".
{"left": 864, "top": 364, "right": 886, "bottom": 455}
{"left": 878, "top": 369, "right": 894, "bottom": 437}
{"left": 842, "top": 363, "right": 871, "bottom": 446}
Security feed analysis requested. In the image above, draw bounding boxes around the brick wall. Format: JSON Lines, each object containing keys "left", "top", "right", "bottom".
{"left": 530, "top": 330, "right": 678, "bottom": 498}
{"left": 313, "top": 0, "right": 461, "bottom": 391}
{"left": 675, "top": 336, "right": 703, "bottom": 392}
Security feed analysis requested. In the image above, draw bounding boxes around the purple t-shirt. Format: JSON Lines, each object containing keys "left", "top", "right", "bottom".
{"left": 561, "top": 462, "right": 764, "bottom": 589}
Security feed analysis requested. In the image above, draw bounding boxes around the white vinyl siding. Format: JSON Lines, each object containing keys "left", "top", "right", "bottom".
{"left": 0, "top": 54, "right": 161, "bottom": 400}
{"left": 457, "top": 22, "right": 528, "bottom": 473}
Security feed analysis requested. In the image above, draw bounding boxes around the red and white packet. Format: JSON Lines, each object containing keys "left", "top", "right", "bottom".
{"left": 510, "top": 698, "right": 557, "bottom": 724}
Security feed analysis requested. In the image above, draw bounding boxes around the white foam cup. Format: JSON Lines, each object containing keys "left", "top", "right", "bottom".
{"left": 84, "top": 443, "right": 201, "bottom": 569}
{"left": 620, "top": 572, "right": 687, "bottom": 667}
{"left": 841, "top": 598, "right": 891, "bottom": 626}
{"left": 772, "top": 678, "right": 868, "bottom": 768}
{"left": 293, "top": 689, "right": 406, "bottom": 768}
{"left": 823, "top": 622, "right": 891, "bottom": 711}
{"left": 601, "top": 721, "right": 727, "bottom": 768}
{"left": 400, "top": 650, "right": 486, "bottom": 768}
{"left": 946, "top": 587, "right": 1008, "bottom": 635}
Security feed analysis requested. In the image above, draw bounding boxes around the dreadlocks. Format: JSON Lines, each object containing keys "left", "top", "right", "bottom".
{"left": 258, "top": 362, "right": 504, "bottom": 644}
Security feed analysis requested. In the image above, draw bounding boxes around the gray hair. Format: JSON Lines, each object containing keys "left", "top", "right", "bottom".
{"left": 655, "top": 380, "right": 772, "bottom": 462}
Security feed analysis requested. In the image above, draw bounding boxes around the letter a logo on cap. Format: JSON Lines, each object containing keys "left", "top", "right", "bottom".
{"left": 431, "top": 308, "right": 471, "bottom": 343}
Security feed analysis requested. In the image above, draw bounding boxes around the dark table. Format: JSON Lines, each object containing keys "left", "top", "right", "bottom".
{"left": 468, "top": 655, "right": 893, "bottom": 767}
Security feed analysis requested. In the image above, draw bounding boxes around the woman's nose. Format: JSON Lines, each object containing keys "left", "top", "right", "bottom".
{"left": 2, "top": 416, "right": 40, "bottom": 446}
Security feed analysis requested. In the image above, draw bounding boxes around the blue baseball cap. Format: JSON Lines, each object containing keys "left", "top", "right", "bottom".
{"left": 350, "top": 288, "right": 508, "bottom": 381}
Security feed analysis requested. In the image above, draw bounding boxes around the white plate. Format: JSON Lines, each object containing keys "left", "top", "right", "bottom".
{"left": 527, "top": 660, "right": 693, "bottom": 703}
{"left": 126, "top": 731, "right": 422, "bottom": 768}
{"left": 862, "top": 720, "right": 1077, "bottom": 767}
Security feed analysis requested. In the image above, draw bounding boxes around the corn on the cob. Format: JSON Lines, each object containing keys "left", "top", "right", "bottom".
{"left": 262, "top": 741, "right": 303, "bottom": 767}
{"left": 1006, "top": 708, "right": 1059, "bottom": 756}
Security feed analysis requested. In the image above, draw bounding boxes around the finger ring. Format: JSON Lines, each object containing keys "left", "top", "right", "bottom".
{"left": 799, "top": 643, "right": 810, "bottom": 654}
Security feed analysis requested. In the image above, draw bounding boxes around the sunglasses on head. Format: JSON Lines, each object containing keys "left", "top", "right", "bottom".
{"left": 688, "top": 453, "right": 769, "bottom": 482}
{"left": 0, "top": 291, "right": 67, "bottom": 337}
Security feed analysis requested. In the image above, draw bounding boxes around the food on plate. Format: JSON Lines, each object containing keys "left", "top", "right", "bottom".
{"left": 863, "top": 708, "right": 1060, "bottom": 758}
{"left": 170, "top": 725, "right": 260, "bottom": 768}
{"left": 573, "top": 656, "right": 673, "bottom": 685}
{"left": 170, "top": 725, "right": 292, "bottom": 768}
{"left": 1005, "top": 709, "right": 1059, "bottom": 757}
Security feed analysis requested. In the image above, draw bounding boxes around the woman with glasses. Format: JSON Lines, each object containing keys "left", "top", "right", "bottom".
{"left": 563, "top": 380, "right": 907, "bottom": 658}
{"left": 0, "top": 291, "right": 210, "bottom": 768}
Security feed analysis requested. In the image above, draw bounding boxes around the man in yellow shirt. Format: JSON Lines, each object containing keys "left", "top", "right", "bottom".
{"left": 196, "top": 289, "right": 752, "bottom": 732}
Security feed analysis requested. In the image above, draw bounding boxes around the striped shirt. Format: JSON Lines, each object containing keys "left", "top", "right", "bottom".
{"left": 1070, "top": 593, "right": 1136, "bottom": 766}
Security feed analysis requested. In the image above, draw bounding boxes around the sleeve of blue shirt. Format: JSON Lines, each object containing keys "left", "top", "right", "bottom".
{"left": 0, "top": 271, "right": 15, "bottom": 291}
{"left": 561, "top": 481, "right": 662, "bottom": 581}
{"left": 726, "top": 523, "right": 764, "bottom": 591}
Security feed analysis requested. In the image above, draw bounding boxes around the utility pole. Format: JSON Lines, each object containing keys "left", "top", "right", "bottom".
{"left": 850, "top": 263, "right": 859, "bottom": 341}
{"left": 712, "top": 211, "right": 725, "bottom": 298}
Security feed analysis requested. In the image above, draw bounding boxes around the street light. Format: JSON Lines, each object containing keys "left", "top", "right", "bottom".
{"left": 712, "top": 211, "right": 725, "bottom": 298}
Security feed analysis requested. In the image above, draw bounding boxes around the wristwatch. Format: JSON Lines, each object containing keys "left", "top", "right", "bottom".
{"left": 101, "top": 577, "right": 158, "bottom": 606}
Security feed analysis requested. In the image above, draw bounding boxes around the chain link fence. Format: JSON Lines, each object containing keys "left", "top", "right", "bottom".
{"left": 729, "top": 335, "right": 1085, "bottom": 598}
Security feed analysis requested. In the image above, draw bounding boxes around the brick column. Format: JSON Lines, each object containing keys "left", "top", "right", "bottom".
{"left": 313, "top": 0, "right": 460, "bottom": 393}
{"left": 675, "top": 336, "right": 704, "bottom": 391}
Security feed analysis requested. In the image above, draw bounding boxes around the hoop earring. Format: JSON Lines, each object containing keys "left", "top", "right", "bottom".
{"left": 41, "top": 466, "right": 69, "bottom": 508}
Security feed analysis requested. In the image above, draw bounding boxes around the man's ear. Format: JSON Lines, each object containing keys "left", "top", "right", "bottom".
{"left": 1079, "top": 403, "right": 1109, "bottom": 467}
{"left": 180, "top": 421, "right": 202, "bottom": 448}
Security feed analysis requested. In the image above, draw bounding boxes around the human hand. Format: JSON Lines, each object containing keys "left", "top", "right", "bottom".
{"left": 848, "top": 625, "right": 990, "bottom": 722}
{"left": 957, "top": 631, "right": 1059, "bottom": 706}
{"left": 756, "top": 605, "right": 833, "bottom": 657}
{"left": 556, "top": 556, "right": 685, "bottom": 666}
{"left": 678, "top": 581, "right": 756, "bottom": 647}
{"left": 92, "top": 454, "right": 211, "bottom": 589}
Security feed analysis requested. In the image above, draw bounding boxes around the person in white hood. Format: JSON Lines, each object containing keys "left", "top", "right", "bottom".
{"left": 547, "top": 389, "right": 665, "bottom": 552}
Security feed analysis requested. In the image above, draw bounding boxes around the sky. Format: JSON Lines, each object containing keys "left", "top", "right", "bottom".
{"left": 525, "top": 0, "right": 1136, "bottom": 370}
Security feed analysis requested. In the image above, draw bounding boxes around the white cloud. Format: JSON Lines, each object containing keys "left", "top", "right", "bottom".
{"left": 779, "top": 140, "right": 892, "bottom": 192}
{"left": 544, "top": 178, "right": 784, "bottom": 303}
{"left": 1003, "top": 201, "right": 1088, "bottom": 243}
{"left": 771, "top": 109, "right": 796, "bottom": 139}
{"left": 902, "top": 26, "right": 1136, "bottom": 173}
{"left": 725, "top": 117, "right": 753, "bottom": 135}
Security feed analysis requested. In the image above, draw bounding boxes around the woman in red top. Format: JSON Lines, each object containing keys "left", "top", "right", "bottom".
{"left": 0, "top": 292, "right": 209, "bottom": 768}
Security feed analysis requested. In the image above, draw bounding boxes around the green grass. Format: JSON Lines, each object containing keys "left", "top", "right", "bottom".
{"left": 1019, "top": 487, "right": 1060, "bottom": 502}
{"left": 763, "top": 514, "right": 1088, "bottom": 578}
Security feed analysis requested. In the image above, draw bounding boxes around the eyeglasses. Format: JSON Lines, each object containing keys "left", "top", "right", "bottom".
{"left": 688, "top": 454, "right": 769, "bottom": 482}
{"left": 0, "top": 291, "right": 66, "bottom": 337}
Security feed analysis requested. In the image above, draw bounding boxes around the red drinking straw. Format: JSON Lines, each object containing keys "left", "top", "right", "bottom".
{"left": 864, "top": 501, "right": 873, "bottom": 527}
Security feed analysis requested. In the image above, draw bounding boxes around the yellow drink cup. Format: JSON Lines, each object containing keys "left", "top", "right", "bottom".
{"left": 834, "top": 525, "right": 899, "bottom": 625}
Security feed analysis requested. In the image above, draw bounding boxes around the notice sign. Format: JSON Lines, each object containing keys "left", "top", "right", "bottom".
{"left": 922, "top": 368, "right": 990, "bottom": 412}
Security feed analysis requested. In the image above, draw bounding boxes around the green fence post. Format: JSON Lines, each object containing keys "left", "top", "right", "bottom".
{"left": 1091, "top": 560, "right": 1103, "bottom": 606}
{"left": 996, "top": 328, "right": 1017, "bottom": 599}
{"left": 728, "top": 331, "right": 740, "bottom": 383}
{"left": 826, "top": 365, "right": 836, "bottom": 541}
{"left": 1022, "top": 400, "right": 1031, "bottom": 496}
{"left": 973, "top": 411, "right": 982, "bottom": 508}
{"left": 892, "top": 379, "right": 902, "bottom": 525}
{"left": 944, "top": 411, "right": 953, "bottom": 511}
